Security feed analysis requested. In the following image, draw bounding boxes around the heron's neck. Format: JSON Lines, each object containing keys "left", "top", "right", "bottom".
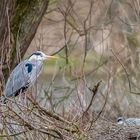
{"left": 28, "top": 55, "right": 37, "bottom": 61}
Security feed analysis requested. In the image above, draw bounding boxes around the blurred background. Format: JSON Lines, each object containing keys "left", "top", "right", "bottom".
{"left": 1, "top": 0, "right": 140, "bottom": 139}
{"left": 26, "top": 0, "right": 140, "bottom": 120}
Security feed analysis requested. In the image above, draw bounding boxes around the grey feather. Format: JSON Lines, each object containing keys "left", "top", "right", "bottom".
{"left": 4, "top": 59, "right": 43, "bottom": 98}
{"left": 117, "top": 117, "right": 140, "bottom": 126}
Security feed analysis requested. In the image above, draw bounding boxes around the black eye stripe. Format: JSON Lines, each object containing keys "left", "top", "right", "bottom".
{"left": 117, "top": 118, "right": 122, "bottom": 122}
{"left": 33, "top": 52, "right": 41, "bottom": 55}
{"left": 31, "top": 52, "right": 42, "bottom": 56}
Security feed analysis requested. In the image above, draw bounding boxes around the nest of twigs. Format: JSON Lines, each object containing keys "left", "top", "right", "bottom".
{"left": 89, "top": 119, "right": 140, "bottom": 140}
{"left": 0, "top": 81, "right": 140, "bottom": 140}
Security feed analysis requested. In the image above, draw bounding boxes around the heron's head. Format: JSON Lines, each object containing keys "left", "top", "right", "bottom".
{"left": 29, "top": 51, "right": 57, "bottom": 61}
{"left": 117, "top": 117, "right": 125, "bottom": 124}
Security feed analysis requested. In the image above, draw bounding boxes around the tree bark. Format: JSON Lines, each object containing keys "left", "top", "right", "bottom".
{"left": 0, "top": 0, "right": 50, "bottom": 91}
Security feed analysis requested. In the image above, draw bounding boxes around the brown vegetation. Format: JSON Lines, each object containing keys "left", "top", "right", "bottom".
{"left": 1, "top": 0, "right": 140, "bottom": 139}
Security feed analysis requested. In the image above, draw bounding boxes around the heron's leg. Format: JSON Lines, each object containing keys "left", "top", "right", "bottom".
{"left": 22, "top": 92, "right": 29, "bottom": 120}
{"left": 18, "top": 90, "right": 23, "bottom": 104}
{"left": 17, "top": 92, "right": 27, "bottom": 120}
{"left": 0, "top": 103, "right": 4, "bottom": 131}
{"left": 18, "top": 91, "right": 27, "bottom": 106}
{"left": 5, "top": 99, "right": 15, "bottom": 133}
{"left": 24, "top": 92, "right": 28, "bottom": 107}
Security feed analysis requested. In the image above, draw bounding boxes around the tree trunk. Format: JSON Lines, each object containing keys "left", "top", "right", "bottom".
{"left": 0, "top": 0, "right": 50, "bottom": 92}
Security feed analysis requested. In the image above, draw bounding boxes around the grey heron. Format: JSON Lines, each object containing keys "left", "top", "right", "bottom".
{"left": 3, "top": 51, "right": 57, "bottom": 103}
{"left": 117, "top": 117, "right": 140, "bottom": 126}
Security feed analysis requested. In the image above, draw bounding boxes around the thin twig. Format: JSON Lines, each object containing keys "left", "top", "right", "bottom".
{"left": 82, "top": 81, "right": 102, "bottom": 117}
{"left": 111, "top": 49, "right": 140, "bottom": 94}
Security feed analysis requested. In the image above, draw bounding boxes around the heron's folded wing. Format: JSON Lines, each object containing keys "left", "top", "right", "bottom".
{"left": 4, "top": 60, "right": 30, "bottom": 97}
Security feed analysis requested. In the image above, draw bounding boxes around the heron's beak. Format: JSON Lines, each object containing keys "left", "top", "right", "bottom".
{"left": 45, "top": 55, "right": 59, "bottom": 60}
